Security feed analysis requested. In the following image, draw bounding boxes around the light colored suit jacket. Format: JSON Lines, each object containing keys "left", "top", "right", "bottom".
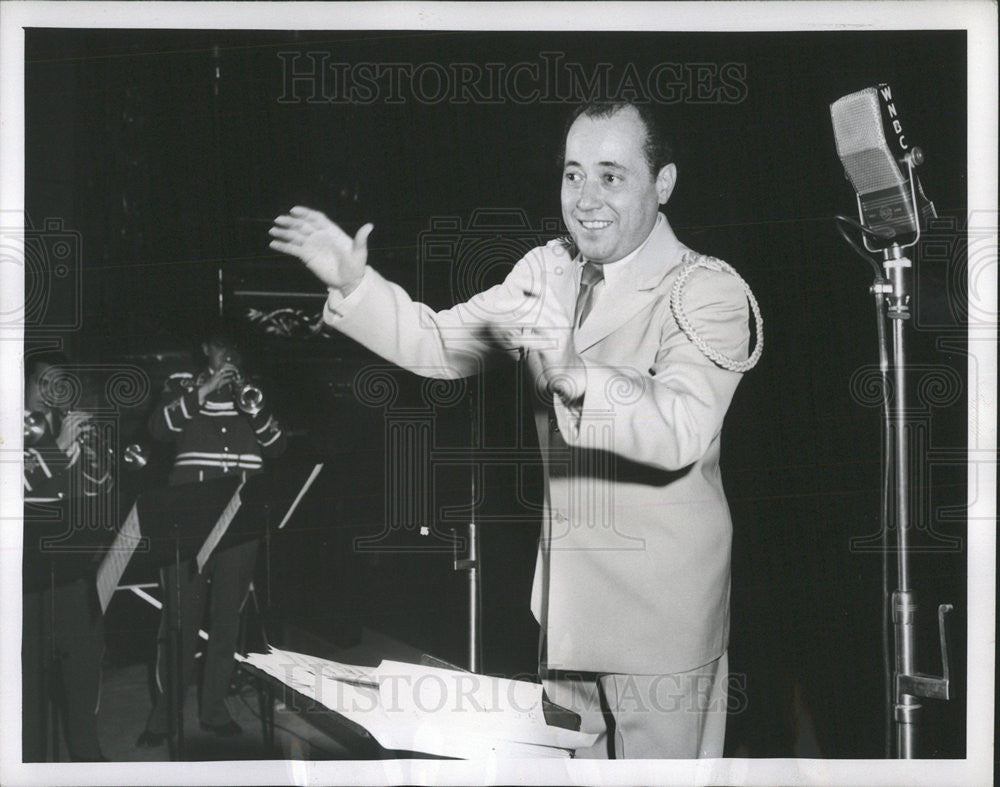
{"left": 324, "top": 215, "right": 750, "bottom": 675}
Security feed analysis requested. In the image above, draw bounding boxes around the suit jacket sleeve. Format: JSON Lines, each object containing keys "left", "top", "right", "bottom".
{"left": 322, "top": 252, "right": 544, "bottom": 378}
{"left": 554, "top": 267, "right": 751, "bottom": 471}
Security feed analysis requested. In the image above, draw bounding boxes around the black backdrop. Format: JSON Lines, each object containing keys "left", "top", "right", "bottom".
{"left": 24, "top": 28, "right": 968, "bottom": 758}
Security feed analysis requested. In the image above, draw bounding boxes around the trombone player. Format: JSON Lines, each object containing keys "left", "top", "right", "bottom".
{"left": 137, "top": 324, "right": 285, "bottom": 747}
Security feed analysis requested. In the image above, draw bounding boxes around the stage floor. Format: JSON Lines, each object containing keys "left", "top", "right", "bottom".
{"left": 41, "top": 624, "right": 434, "bottom": 762}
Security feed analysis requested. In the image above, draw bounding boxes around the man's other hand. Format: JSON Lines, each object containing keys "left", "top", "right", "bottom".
{"left": 269, "top": 206, "right": 373, "bottom": 296}
{"left": 501, "top": 289, "right": 586, "bottom": 405}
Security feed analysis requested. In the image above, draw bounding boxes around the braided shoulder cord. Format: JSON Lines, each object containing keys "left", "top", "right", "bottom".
{"left": 669, "top": 251, "right": 764, "bottom": 373}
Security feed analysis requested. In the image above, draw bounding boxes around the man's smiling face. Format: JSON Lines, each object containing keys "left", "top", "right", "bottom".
{"left": 561, "top": 105, "right": 672, "bottom": 265}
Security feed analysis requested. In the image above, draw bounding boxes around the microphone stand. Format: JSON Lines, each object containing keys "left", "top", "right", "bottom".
{"left": 452, "top": 387, "right": 481, "bottom": 673}
{"left": 862, "top": 155, "right": 953, "bottom": 758}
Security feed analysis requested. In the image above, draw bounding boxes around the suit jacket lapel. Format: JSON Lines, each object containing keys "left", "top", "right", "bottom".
{"left": 573, "top": 217, "right": 688, "bottom": 354}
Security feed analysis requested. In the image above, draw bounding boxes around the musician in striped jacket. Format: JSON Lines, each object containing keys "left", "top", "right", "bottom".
{"left": 138, "top": 328, "right": 285, "bottom": 746}
{"left": 22, "top": 350, "right": 110, "bottom": 762}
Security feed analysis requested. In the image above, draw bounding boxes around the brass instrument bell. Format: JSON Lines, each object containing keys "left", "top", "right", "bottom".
{"left": 223, "top": 353, "right": 264, "bottom": 416}
{"left": 23, "top": 411, "right": 48, "bottom": 446}
{"left": 234, "top": 375, "right": 264, "bottom": 416}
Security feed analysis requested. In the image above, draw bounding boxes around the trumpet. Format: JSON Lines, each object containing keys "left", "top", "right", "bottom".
{"left": 232, "top": 372, "right": 264, "bottom": 416}
{"left": 73, "top": 420, "right": 150, "bottom": 476}
{"left": 71, "top": 414, "right": 115, "bottom": 465}
{"left": 222, "top": 354, "right": 264, "bottom": 416}
{"left": 24, "top": 411, "right": 49, "bottom": 446}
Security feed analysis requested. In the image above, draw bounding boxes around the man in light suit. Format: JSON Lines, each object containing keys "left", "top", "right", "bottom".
{"left": 270, "top": 100, "right": 752, "bottom": 758}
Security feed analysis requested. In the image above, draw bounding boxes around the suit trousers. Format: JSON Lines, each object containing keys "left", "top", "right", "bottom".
{"left": 146, "top": 539, "right": 257, "bottom": 733}
{"left": 543, "top": 651, "right": 728, "bottom": 759}
{"left": 22, "top": 579, "right": 104, "bottom": 761}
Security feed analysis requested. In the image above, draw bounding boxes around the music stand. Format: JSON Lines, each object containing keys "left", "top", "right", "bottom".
{"left": 110, "top": 477, "right": 242, "bottom": 760}
{"left": 96, "top": 464, "right": 324, "bottom": 759}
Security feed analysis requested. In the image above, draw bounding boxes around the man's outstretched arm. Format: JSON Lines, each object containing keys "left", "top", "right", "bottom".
{"left": 271, "top": 206, "right": 539, "bottom": 379}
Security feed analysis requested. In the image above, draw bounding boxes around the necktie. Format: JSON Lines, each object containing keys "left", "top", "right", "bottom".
{"left": 574, "top": 261, "right": 604, "bottom": 328}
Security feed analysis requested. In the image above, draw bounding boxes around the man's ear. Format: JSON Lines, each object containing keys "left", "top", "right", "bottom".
{"left": 656, "top": 163, "right": 677, "bottom": 205}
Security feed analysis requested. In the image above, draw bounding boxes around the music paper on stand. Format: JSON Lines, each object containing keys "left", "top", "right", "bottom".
{"left": 242, "top": 647, "right": 596, "bottom": 757}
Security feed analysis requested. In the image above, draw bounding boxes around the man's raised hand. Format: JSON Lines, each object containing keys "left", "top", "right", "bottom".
{"left": 269, "top": 206, "right": 374, "bottom": 295}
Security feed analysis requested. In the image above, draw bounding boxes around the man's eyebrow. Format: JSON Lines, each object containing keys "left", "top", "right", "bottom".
{"left": 563, "top": 159, "right": 629, "bottom": 170}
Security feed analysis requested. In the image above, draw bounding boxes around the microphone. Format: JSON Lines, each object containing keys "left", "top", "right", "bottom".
{"left": 830, "top": 84, "right": 936, "bottom": 249}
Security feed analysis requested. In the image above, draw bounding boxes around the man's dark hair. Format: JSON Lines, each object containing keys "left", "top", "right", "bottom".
{"left": 560, "top": 100, "right": 675, "bottom": 178}
{"left": 195, "top": 316, "right": 262, "bottom": 368}
{"left": 197, "top": 317, "right": 241, "bottom": 351}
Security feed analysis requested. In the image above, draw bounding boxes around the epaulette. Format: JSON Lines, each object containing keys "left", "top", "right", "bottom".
{"left": 680, "top": 250, "right": 728, "bottom": 271}
{"left": 670, "top": 251, "right": 764, "bottom": 373}
{"left": 164, "top": 371, "right": 198, "bottom": 393}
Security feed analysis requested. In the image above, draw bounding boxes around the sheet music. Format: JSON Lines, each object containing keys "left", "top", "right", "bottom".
{"left": 95, "top": 469, "right": 309, "bottom": 610}
{"left": 375, "top": 659, "right": 592, "bottom": 751}
{"left": 195, "top": 481, "right": 245, "bottom": 572}
{"left": 244, "top": 646, "right": 378, "bottom": 686}
{"left": 95, "top": 503, "right": 142, "bottom": 612}
{"left": 277, "top": 462, "right": 323, "bottom": 529}
{"left": 242, "top": 646, "right": 596, "bottom": 758}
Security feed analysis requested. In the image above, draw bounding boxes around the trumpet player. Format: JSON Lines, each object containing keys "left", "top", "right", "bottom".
{"left": 22, "top": 350, "right": 109, "bottom": 762}
{"left": 138, "top": 325, "right": 285, "bottom": 747}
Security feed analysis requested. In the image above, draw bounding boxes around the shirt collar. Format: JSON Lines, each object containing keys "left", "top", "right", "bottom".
{"left": 578, "top": 213, "right": 664, "bottom": 290}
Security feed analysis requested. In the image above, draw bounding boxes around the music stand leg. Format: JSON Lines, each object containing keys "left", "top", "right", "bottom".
{"left": 264, "top": 503, "right": 272, "bottom": 631}
{"left": 48, "top": 562, "right": 60, "bottom": 762}
{"left": 255, "top": 676, "right": 275, "bottom": 749}
{"left": 468, "top": 522, "right": 479, "bottom": 674}
{"left": 36, "top": 560, "right": 59, "bottom": 762}
{"left": 166, "top": 531, "right": 185, "bottom": 760}
{"left": 266, "top": 684, "right": 275, "bottom": 749}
